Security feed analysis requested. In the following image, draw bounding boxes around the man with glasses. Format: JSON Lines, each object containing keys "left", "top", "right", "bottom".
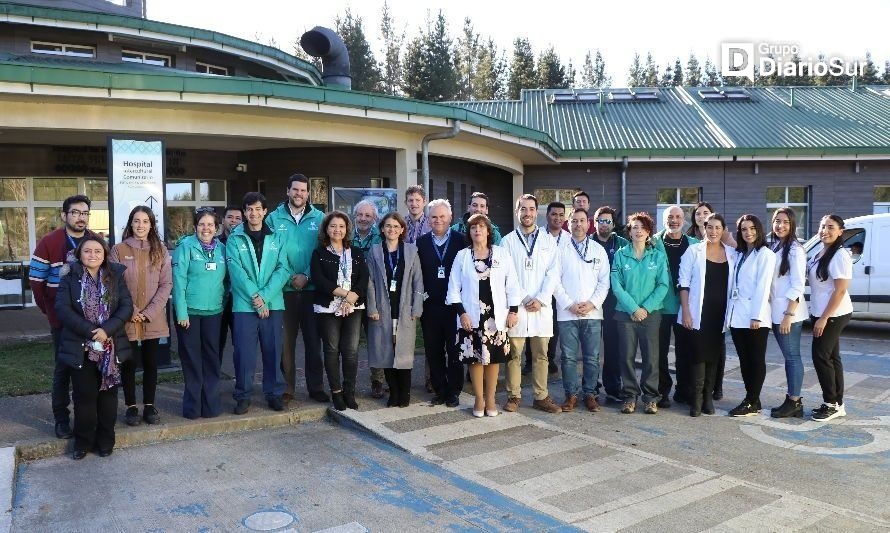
{"left": 29, "top": 194, "right": 97, "bottom": 439}
{"left": 591, "top": 206, "right": 629, "bottom": 403}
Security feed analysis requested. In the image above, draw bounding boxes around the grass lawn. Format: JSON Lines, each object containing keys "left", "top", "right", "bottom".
{"left": 0, "top": 340, "right": 183, "bottom": 398}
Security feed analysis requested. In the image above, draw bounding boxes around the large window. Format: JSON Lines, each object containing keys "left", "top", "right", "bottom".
{"left": 122, "top": 50, "right": 172, "bottom": 67}
{"left": 767, "top": 186, "right": 809, "bottom": 240}
{"left": 656, "top": 187, "right": 701, "bottom": 232}
{"left": 875, "top": 186, "right": 890, "bottom": 214}
{"left": 196, "top": 62, "right": 228, "bottom": 76}
{"left": 31, "top": 41, "right": 95, "bottom": 58}
{"left": 0, "top": 179, "right": 29, "bottom": 262}
{"left": 165, "top": 179, "right": 227, "bottom": 246}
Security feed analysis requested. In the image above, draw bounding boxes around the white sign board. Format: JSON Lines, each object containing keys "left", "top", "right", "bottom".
{"left": 108, "top": 138, "right": 165, "bottom": 243}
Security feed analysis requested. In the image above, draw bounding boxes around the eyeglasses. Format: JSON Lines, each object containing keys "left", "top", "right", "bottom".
{"left": 595, "top": 219, "right": 613, "bottom": 225}
{"left": 67, "top": 209, "right": 90, "bottom": 218}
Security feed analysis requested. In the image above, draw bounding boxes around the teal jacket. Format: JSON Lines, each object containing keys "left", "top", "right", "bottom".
{"left": 351, "top": 226, "right": 382, "bottom": 253}
{"left": 451, "top": 214, "right": 502, "bottom": 245}
{"left": 266, "top": 203, "right": 324, "bottom": 292}
{"left": 225, "top": 224, "right": 290, "bottom": 313}
{"left": 651, "top": 231, "right": 700, "bottom": 314}
{"left": 610, "top": 243, "right": 671, "bottom": 315}
{"left": 171, "top": 235, "right": 227, "bottom": 321}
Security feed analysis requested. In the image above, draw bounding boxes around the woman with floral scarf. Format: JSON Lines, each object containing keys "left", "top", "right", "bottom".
{"left": 56, "top": 237, "right": 133, "bottom": 460}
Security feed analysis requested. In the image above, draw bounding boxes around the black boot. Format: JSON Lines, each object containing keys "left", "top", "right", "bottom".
{"left": 702, "top": 361, "right": 716, "bottom": 415}
{"left": 690, "top": 363, "right": 704, "bottom": 417}
{"left": 398, "top": 369, "right": 412, "bottom": 408}
{"left": 771, "top": 395, "right": 803, "bottom": 418}
{"left": 331, "top": 392, "right": 347, "bottom": 411}
{"left": 343, "top": 382, "right": 358, "bottom": 410}
{"left": 384, "top": 369, "right": 398, "bottom": 407}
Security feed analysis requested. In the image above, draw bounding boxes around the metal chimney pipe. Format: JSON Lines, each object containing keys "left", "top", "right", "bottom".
{"left": 300, "top": 26, "right": 352, "bottom": 89}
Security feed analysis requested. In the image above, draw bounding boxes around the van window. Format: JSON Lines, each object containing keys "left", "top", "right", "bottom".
{"left": 805, "top": 228, "right": 864, "bottom": 262}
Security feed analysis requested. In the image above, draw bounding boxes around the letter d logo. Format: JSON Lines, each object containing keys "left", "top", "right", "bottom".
{"left": 721, "top": 43, "right": 755, "bottom": 83}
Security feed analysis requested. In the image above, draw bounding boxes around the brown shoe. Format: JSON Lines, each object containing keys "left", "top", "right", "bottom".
{"left": 584, "top": 394, "right": 601, "bottom": 412}
{"left": 533, "top": 396, "right": 562, "bottom": 414}
{"left": 561, "top": 395, "right": 578, "bottom": 412}
{"left": 282, "top": 393, "right": 294, "bottom": 405}
{"left": 621, "top": 401, "right": 636, "bottom": 414}
{"left": 371, "top": 381, "right": 384, "bottom": 399}
{"left": 644, "top": 401, "right": 658, "bottom": 414}
{"left": 503, "top": 396, "right": 521, "bottom": 412}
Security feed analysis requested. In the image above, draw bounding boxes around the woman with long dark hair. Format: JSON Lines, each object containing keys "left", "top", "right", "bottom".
{"left": 55, "top": 237, "right": 133, "bottom": 459}
{"left": 311, "top": 211, "right": 369, "bottom": 411}
{"left": 808, "top": 214, "right": 853, "bottom": 421}
{"left": 767, "top": 208, "right": 809, "bottom": 418}
{"left": 726, "top": 214, "right": 775, "bottom": 417}
{"left": 110, "top": 206, "right": 172, "bottom": 427}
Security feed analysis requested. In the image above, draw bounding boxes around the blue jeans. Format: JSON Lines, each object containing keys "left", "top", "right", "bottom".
{"left": 232, "top": 311, "right": 285, "bottom": 401}
{"left": 772, "top": 321, "right": 804, "bottom": 397}
{"left": 558, "top": 319, "right": 602, "bottom": 398}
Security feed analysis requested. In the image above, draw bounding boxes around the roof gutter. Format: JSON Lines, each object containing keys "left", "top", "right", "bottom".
{"left": 421, "top": 120, "right": 461, "bottom": 196}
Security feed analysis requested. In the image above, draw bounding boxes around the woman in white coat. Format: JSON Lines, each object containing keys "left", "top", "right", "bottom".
{"left": 726, "top": 214, "right": 776, "bottom": 417}
{"left": 679, "top": 213, "right": 737, "bottom": 417}
{"left": 447, "top": 214, "right": 522, "bottom": 417}
{"left": 767, "top": 208, "right": 809, "bottom": 418}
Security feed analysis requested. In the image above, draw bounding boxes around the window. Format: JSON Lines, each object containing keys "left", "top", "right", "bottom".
{"left": 656, "top": 187, "right": 701, "bottom": 233}
{"left": 875, "top": 186, "right": 890, "bottom": 214}
{"left": 460, "top": 184, "right": 467, "bottom": 210}
{"left": 31, "top": 41, "right": 95, "bottom": 58}
{"left": 766, "top": 186, "right": 809, "bottom": 240}
{"left": 196, "top": 62, "right": 228, "bottom": 76}
{"left": 165, "top": 179, "right": 227, "bottom": 246}
{"left": 369, "top": 177, "right": 390, "bottom": 188}
{"left": 122, "top": 50, "right": 172, "bottom": 67}
{"left": 446, "top": 181, "right": 455, "bottom": 207}
{"left": 533, "top": 188, "right": 582, "bottom": 226}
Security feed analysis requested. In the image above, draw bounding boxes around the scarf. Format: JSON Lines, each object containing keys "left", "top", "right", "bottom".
{"left": 80, "top": 269, "right": 120, "bottom": 390}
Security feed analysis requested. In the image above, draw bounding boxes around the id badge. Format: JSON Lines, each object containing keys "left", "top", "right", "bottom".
{"left": 205, "top": 261, "right": 217, "bottom": 271}
{"left": 525, "top": 257, "right": 533, "bottom": 270}
{"left": 731, "top": 288, "right": 740, "bottom": 300}
{"left": 389, "top": 279, "right": 397, "bottom": 292}
{"left": 437, "top": 266, "right": 445, "bottom": 279}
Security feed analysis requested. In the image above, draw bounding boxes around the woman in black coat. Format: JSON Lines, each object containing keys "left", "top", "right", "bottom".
{"left": 55, "top": 236, "right": 133, "bottom": 460}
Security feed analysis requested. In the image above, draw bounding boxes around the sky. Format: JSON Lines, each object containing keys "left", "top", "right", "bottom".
{"left": 147, "top": 0, "right": 890, "bottom": 85}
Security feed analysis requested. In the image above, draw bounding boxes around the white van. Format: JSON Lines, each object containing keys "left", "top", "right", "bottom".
{"left": 803, "top": 213, "right": 890, "bottom": 322}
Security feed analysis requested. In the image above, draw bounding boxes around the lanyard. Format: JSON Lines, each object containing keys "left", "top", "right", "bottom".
{"left": 433, "top": 232, "right": 450, "bottom": 265}
{"left": 571, "top": 237, "right": 592, "bottom": 263}
{"left": 66, "top": 234, "right": 78, "bottom": 250}
{"left": 734, "top": 250, "right": 751, "bottom": 285}
{"left": 329, "top": 246, "right": 350, "bottom": 281}
{"left": 555, "top": 232, "right": 562, "bottom": 246}
{"left": 386, "top": 246, "right": 400, "bottom": 277}
{"left": 516, "top": 228, "right": 539, "bottom": 258}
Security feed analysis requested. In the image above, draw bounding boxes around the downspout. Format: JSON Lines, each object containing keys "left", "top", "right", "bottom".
{"left": 620, "top": 156, "right": 629, "bottom": 220}
{"left": 421, "top": 120, "right": 461, "bottom": 195}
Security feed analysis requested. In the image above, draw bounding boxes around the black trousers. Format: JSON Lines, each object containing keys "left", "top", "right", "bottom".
{"left": 218, "top": 294, "right": 234, "bottom": 364}
{"left": 122, "top": 338, "right": 159, "bottom": 406}
{"left": 178, "top": 313, "right": 223, "bottom": 419}
{"left": 50, "top": 327, "right": 72, "bottom": 424}
{"left": 730, "top": 327, "right": 770, "bottom": 403}
{"left": 281, "top": 290, "right": 325, "bottom": 396}
{"left": 599, "top": 304, "right": 622, "bottom": 397}
{"left": 657, "top": 314, "right": 675, "bottom": 397}
{"left": 71, "top": 359, "right": 118, "bottom": 453}
{"left": 421, "top": 303, "right": 464, "bottom": 399}
{"left": 811, "top": 313, "right": 852, "bottom": 405}
{"left": 318, "top": 312, "right": 361, "bottom": 392}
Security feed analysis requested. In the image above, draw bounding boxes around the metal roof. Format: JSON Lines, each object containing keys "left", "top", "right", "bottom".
{"left": 454, "top": 86, "right": 890, "bottom": 158}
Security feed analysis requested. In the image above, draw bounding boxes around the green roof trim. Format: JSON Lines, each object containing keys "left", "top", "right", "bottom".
{"left": 0, "top": 1, "right": 322, "bottom": 85}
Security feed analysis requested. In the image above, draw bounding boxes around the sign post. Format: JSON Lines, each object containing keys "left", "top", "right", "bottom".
{"left": 107, "top": 138, "right": 166, "bottom": 243}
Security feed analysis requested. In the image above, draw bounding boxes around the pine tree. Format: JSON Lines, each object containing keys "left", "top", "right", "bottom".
{"left": 536, "top": 47, "right": 569, "bottom": 88}
{"left": 293, "top": 38, "right": 323, "bottom": 72}
{"left": 858, "top": 52, "right": 881, "bottom": 84}
{"left": 401, "top": 11, "right": 459, "bottom": 101}
{"left": 581, "top": 49, "right": 610, "bottom": 88}
{"left": 508, "top": 37, "right": 536, "bottom": 99}
{"left": 565, "top": 59, "right": 577, "bottom": 88}
{"left": 627, "top": 52, "right": 644, "bottom": 87}
{"left": 884, "top": 60, "right": 890, "bottom": 83}
{"left": 672, "top": 58, "right": 683, "bottom": 87}
{"left": 379, "top": 1, "right": 405, "bottom": 96}
{"left": 755, "top": 54, "right": 779, "bottom": 86}
{"left": 703, "top": 57, "right": 721, "bottom": 87}
{"left": 685, "top": 53, "right": 702, "bottom": 87}
{"left": 473, "top": 38, "right": 506, "bottom": 99}
{"left": 455, "top": 18, "right": 480, "bottom": 100}
{"left": 643, "top": 52, "right": 659, "bottom": 87}
{"left": 658, "top": 62, "right": 673, "bottom": 87}
{"left": 336, "top": 9, "right": 383, "bottom": 92}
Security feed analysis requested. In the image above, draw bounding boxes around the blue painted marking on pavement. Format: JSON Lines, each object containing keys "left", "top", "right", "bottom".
{"left": 346, "top": 429, "right": 582, "bottom": 532}
{"left": 636, "top": 425, "right": 667, "bottom": 437}
{"left": 169, "top": 503, "right": 210, "bottom": 517}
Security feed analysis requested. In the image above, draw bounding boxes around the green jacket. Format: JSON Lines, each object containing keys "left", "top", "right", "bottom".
{"left": 225, "top": 224, "right": 290, "bottom": 313}
{"left": 351, "top": 226, "right": 382, "bottom": 253}
{"left": 651, "top": 231, "right": 700, "bottom": 314}
{"left": 171, "top": 235, "right": 227, "bottom": 321}
{"left": 266, "top": 202, "right": 324, "bottom": 292}
{"left": 610, "top": 243, "right": 671, "bottom": 315}
{"left": 451, "top": 214, "right": 502, "bottom": 245}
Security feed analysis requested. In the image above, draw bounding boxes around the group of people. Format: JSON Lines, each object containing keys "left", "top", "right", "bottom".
{"left": 30, "top": 180, "right": 854, "bottom": 460}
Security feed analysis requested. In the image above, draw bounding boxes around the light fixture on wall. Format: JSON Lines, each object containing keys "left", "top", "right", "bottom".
{"left": 235, "top": 163, "right": 248, "bottom": 173}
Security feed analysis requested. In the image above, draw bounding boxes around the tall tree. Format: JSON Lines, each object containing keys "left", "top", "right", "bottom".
{"left": 627, "top": 52, "right": 644, "bottom": 87}
{"left": 455, "top": 18, "right": 480, "bottom": 100}
{"left": 643, "top": 52, "right": 659, "bottom": 87}
{"left": 581, "top": 49, "right": 610, "bottom": 88}
{"left": 684, "top": 53, "right": 702, "bottom": 86}
{"left": 379, "top": 1, "right": 405, "bottom": 96}
{"left": 671, "top": 58, "right": 684, "bottom": 87}
{"left": 473, "top": 38, "right": 506, "bottom": 99}
{"left": 884, "top": 60, "right": 890, "bottom": 83}
{"left": 536, "top": 47, "right": 569, "bottom": 88}
{"left": 858, "top": 52, "right": 881, "bottom": 84}
{"left": 293, "top": 38, "right": 323, "bottom": 72}
{"left": 658, "top": 62, "right": 674, "bottom": 87}
{"left": 401, "top": 11, "right": 459, "bottom": 101}
{"left": 508, "top": 37, "right": 536, "bottom": 99}
{"left": 702, "top": 57, "right": 721, "bottom": 86}
{"left": 565, "top": 59, "right": 577, "bottom": 88}
{"left": 336, "top": 9, "right": 383, "bottom": 92}
{"left": 755, "top": 54, "right": 780, "bottom": 86}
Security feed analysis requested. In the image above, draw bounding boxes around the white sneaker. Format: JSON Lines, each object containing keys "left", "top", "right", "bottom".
{"left": 812, "top": 402, "right": 846, "bottom": 421}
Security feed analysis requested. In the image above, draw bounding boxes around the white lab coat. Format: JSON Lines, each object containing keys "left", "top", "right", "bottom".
{"left": 550, "top": 229, "right": 571, "bottom": 250}
{"left": 726, "top": 246, "right": 776, "bottom": 329}
{"left": 677, "top": 242, "right": 737, "bottom": 331}
{"left": 553, "top": 236, "right": 610, "bottom": 322}
{"left": 500, "top": 227, "right": 559, "bottom": 337}
{"left": 769, "top": 241, "right": 809, "bottom": 325}
{"left": 446, "top": 245, "right": 523, "bottom": 330}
